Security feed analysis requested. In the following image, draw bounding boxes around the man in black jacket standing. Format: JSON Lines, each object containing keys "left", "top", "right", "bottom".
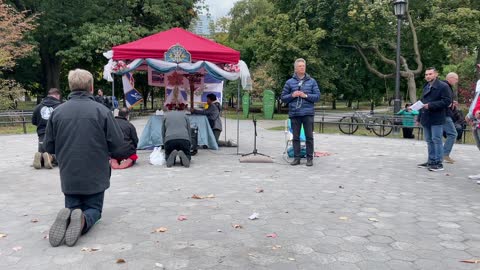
{"left": 44, "top": 69, "right": 124, "bottom": 247}
{"left": 110, "top": 107, "right": 139, "bottom": 169}
{"left": 31, "top": 88, "right": 62, "bottom": 169}
{"left": 417, "top": 67, "right": 452, "bottom": 172}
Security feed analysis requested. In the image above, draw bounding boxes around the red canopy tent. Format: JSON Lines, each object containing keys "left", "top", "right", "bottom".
{"left": 112, "top": 27, "right": 240, "bottom": 64}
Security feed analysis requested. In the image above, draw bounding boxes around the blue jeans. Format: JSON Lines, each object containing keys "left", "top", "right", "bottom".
{"left": 423, "top": 125, "right": 444, "bottom": 164}
{"left": 64, "top": 191, "right": 105, "bottom": 234}
{"left": 291, "top": 116, "right": 314, "bottom": 159}
{"left": 442, "top": 116, "right": 457, "bottom": 156}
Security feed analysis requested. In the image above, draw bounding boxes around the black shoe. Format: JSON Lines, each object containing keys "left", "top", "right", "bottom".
{"left": 166, "top": 150, "right": 177, "bottom": 167}
{"left": 306, "top": 159, "right": 313, "bottom": 167}
{"left": 417, "top": 162, "right": 429, "bottom": 168}
{"left": 49, "top": 208, "right": 71, "bottom": 247}
{"left": 428, "top": 163, "right": 444, "bottom": 172}
{"left": 290, "top": 159, "right": 301, "bottom": 166}
{"left": 177, "top": 150, "right": 190, "bottom": 168}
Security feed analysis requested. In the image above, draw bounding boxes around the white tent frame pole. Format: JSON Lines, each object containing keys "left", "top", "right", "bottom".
{"left": 236, "top": 80, "right": 240, "bottom": 155}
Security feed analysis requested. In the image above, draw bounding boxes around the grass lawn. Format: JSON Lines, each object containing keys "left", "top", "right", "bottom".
{"left": 223, "top": 110, "right": 289, "bottom": 121}
{"left": 0, "top": 123, "right": 36, "bottom": 135}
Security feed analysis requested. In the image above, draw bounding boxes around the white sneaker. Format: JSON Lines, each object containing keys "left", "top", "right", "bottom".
{"left": 468, "top": 174, "right": 480, "bottom": 180}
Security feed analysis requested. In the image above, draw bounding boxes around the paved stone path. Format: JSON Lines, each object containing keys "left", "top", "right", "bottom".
{"left": 1, "top": 116, "right": 480, "bottom": 270}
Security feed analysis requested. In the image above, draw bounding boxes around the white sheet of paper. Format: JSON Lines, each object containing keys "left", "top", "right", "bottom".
{"left": 409, "top": 100, "right": 424, "bottom": 111}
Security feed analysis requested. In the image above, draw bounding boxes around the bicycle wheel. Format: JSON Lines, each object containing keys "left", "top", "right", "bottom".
{"left": 371, "top": 117, "right": 393, "bottom": 137}
{"left": 338, "top": 117, "right": 359, "bottom": 134}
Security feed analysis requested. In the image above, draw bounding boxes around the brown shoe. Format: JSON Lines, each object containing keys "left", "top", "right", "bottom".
{"left": 33, "top": 152, "right": 43, "bottom": 169}
{"left": 43, "top": 153, "right": 53, "bottom": 169}
{"left": 443, "top": 156, "right": 455, "bottom": 164}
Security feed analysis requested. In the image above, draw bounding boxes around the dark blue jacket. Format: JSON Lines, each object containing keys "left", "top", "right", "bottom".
{"left": 281, "top": 73, "right": 321, "bottom": 117}
{"left": 418, "top": 79, "right": 452, "bottom": 126}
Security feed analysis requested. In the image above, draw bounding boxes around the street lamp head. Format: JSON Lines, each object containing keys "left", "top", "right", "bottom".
{"left": 393, "top": 0, "right": 407, "bottom": 17}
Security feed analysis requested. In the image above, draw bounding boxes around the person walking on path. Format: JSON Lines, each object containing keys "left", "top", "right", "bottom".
{"left": 416, "top": 67, "right": 452, "bottom": 172}
{"left": 44, "top": 69, "right": 124, "bottom": 247}
{"left": 442, "top": 72, "right": 459, "bottom": 163}
{"left": 281, "top": 58, "right": 321, "bottom": 166}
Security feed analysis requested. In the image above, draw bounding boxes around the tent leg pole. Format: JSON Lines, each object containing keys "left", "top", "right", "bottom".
{"left": 112, "top": 74, "right": 115, "bottom": 112}
{"left": 237, "top": 80, "right": 240, "bottom": 155}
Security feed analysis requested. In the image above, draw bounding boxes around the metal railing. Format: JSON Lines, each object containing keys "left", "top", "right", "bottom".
{"left": 0, "top": 110, "right": 33, "bottom": 134}
{"left": 313, "top": 111, "right": 470, "bottom": 143}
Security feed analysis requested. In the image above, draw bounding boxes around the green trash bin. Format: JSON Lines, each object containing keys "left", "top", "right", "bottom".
{"left": 263, "top": 90, "right": 275, "bottom": 119}
{"left": 242, "top": 92, "right": 250, "bottom": 118}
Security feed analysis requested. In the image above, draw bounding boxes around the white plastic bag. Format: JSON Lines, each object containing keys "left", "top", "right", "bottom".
{"left": 149, "top": 147, "right": 165, "bottom": 166}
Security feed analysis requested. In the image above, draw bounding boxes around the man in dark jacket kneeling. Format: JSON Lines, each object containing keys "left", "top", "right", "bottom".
{"left": 44, "top": 69, "right": 124, "bottom": 247}
{"left": 110, "top": 107, "right": 139, "bottom": 169}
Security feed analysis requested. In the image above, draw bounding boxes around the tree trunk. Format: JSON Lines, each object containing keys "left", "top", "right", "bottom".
{"left": 406, "top": 73, "right": 417, "bottom": 103}
{"left": 40, "top": 49, "right": 61, "bottom": 93}
{"left": 332, "top": 98, "right": 336, "bottom": 110}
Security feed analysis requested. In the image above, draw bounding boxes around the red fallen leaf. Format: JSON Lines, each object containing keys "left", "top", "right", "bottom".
{"left": 266, "top": 233, "right": 277, "bottom": 238}
{"left": 116, "top": 258, "right": 126, "bottom": 264}
{"left": 314, "top": 151, "right": 332, "bottom": 157}
{"left": 177, "top": 215, "right": 188, "bottom": 221}
{"left": 191, "top": 194, "right": 203, "bottom": 199}
{"left": 232, "top": 224, "right": 243, "bottom": 229}
{"left": 31, "top": 219, "right": 39, "bottom": 223}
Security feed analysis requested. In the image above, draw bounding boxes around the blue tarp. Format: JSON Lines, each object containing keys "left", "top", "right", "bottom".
{"left": 137, "top": 114, "right": 218, "bottom": 150}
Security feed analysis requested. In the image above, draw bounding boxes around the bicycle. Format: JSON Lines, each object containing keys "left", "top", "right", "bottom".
{"left": 338, "top": 111, "right": 393, "bottom": 137}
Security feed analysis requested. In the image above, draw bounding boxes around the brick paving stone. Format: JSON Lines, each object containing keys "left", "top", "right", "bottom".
{"left": 0, "top": 117, "right": 479, "bottom": 269}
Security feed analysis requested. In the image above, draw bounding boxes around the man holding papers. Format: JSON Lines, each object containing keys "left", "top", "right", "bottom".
{"left": 416, "top": 67, "right": 452, "bottom": 172}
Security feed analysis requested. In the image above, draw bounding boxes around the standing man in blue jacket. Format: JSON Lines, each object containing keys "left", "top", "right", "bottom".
{"left": 281, "top": 58, "right": 321, "bottom": 166}
{"left": 417, "top": 67, "right": 452, "bottom": 172}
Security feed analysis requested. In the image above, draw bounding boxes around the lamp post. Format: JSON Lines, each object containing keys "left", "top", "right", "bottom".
{"left": 393, "top": 0, "right": 407, "bottom": 114}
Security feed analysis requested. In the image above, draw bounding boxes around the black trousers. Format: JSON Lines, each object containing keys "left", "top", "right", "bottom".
{"left": 64, "top": 191, "right": 105, "bottom": 234}
{"left": 164, "top": 139, "right": 191, "bottom": 160}
{"left": 213, "top": 129, "right": 221, "bottom": 144}
{"left": 291, "top": 115, "right": 314, "bottom": 159}
{"left": 402, "top": 127, "right": 415, "bottom": 139}
{"left": 38, "top": 135, "right": 45, "bottom": 152}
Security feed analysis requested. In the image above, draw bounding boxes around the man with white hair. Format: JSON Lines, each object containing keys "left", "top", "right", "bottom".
{"left": 281, "top": 58, "right": 321, "bottom": 166}
{"left": 442, "top": 72, "right": 459, "bottom": 163}
{"left": 44, "top": 69, "right": 124, "bottom": 247}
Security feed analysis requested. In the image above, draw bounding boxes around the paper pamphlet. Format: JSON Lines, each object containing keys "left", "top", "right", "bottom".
{"left": 409, "top": 100, "right": 424, "bottom": 111}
